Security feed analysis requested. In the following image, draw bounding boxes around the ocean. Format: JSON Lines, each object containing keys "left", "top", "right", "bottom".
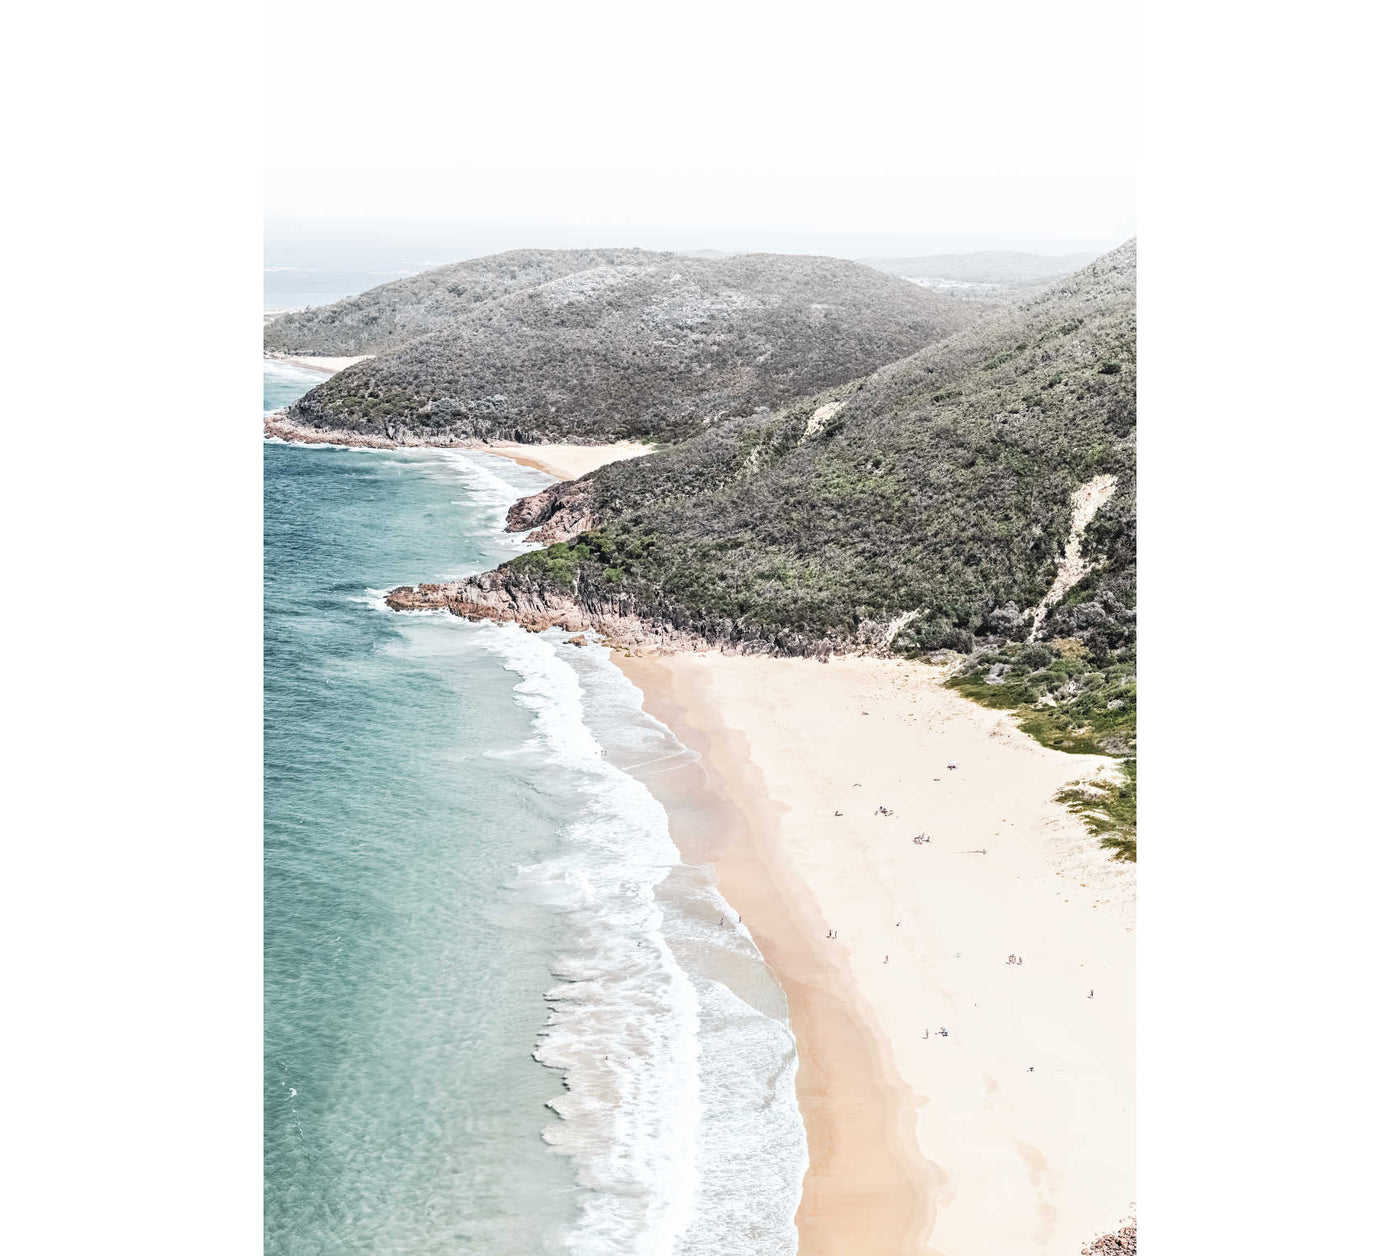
{"left": 264, "top": 364, "right": 806, "bottom": 1254}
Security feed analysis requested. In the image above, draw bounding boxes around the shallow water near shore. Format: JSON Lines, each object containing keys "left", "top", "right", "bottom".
{"left": 263, "top": 358, "right": 329, "bottom": 414}
{"left": 265, "top": 366, "right": 804, "bottom": 1255}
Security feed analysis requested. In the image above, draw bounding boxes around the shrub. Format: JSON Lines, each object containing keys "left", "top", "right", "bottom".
{"left": 1020, "top": 643, "right": 1055, "bottom": 669}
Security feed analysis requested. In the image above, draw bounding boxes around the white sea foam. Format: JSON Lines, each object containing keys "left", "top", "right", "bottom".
{"left": 422, "top": 450, "right": 557, "bottom": 560}
{"left": 482, "top": 623, "right": 702, "bottom": 1254}
{"left": 431, "top": 449, "right": 549, "bottom": 510}
{"left": 263, "top": 358, "right": 329, "bottom": 385}
{"left": 347, "top": 587, "right": 395, "bottom": 611}
{"left": 478, "top": 624, "right": 805, "bottom": 1256}
{"left": 680, "top": 978, "right": 804, "bottom": 1256}
{"left": 329, "top": 415, "right": 805, "bottom": 1254}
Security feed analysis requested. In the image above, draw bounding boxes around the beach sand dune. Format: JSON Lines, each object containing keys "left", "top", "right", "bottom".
{"left": 618, "top": 652, "right": 1135, "bottom": 1255}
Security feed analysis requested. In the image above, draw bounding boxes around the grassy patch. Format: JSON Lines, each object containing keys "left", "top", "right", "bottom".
{"left": 1056, "top": 760, "right": 1137, "bottom": 862}
{"left": 507, "top": 529, "right": 634, "bottom": 592}
{"left": 507, "top": 540, "right": 587, "bottom": 587}
{"left": 945, "top": 641, "right": 1136, "bottom": 758}
{"left": 944, "top": 639, "right": 1137, "bottom": 859}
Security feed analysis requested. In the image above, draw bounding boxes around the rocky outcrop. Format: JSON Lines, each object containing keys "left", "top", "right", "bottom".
{"left": 384, "top": 569, "right": 685, "bottom": 650}
{"left": 504, "top": 479, "right": 599, "bottom": 543}
{"left": 1082, "top": 1222, "right": 1135, "bottom": 1255}
{"left": 382, "top": 566, "right": 821, "bottom": 656}
{"left": 386, "top": 489, "right": 878, "bottom": 660}
{"left": 385, "top": 570, "right": 592, "bottom": 634}
{"left": 265, "top": 414, "right": 401, "bottom": 449}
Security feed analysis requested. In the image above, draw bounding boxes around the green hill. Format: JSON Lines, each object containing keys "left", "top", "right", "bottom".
{"left": 266, "top": 249, "right": 664, "bottom": 356}
{"left": 269, "top": 250, "right": 986, "bottom": 444}
{"left": 463, "top": 242, "right": 1136, "bottom": 760}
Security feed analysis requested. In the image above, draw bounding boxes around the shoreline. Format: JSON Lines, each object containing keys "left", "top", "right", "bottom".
{"left": 263, "top": 415, "right": 650, "bottom": 481}
{"left": 616, "top": 651, "right": 1135, "bottom": 1255}
{"left": 263, "top": 351, "right": 372, "bottom": 375}
{"left": 477, "top": 440, "right": 651, "bottom": 480}
{"left": 617, "top": 654, "right": 932, "bottom": 1255}
{"left": 318, "top": 367, "right": 1135, "bottom": 1248}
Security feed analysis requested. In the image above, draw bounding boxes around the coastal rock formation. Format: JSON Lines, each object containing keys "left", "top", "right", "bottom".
{"left": 383, "top": 565, "right": 838, "bottom": 657}
{"left": 385, "top": 574, "right": 592, "bottom": 635}
{"left": 264, "top": 415, "right": 401, "bottom": 449}
{"left": 505, "top": 479, "right": 599, "bottom": 543}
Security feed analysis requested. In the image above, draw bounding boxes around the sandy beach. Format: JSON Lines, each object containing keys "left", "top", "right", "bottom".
{"left": 270, "top": 353, "right": 372, "bottom": 374}
{"left": 481, "top": 441, "right": 651, "bottom": 480}
{"left": 617, "top": 652, "right": 1135, "bottom": 1255}
{"left": 263, "top": 413, "right": 650, "bottom": 481}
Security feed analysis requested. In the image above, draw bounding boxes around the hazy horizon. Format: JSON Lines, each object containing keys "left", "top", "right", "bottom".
{"left": 267, "top": 2, "right": 1133, "bottom": 258}
{"left": 263, "top": 218, "right": 1125, "bottom": 310}
{"left": 266, "top": 217, "right": 1124, "bottom": 261}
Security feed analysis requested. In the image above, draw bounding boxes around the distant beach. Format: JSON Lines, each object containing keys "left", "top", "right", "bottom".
{"left": 481, "top": 441, "right": 651, "bottom": 481}
{"left": 264, "top": 409, "right": 651, "bottom": 482}
{"left": 263, "top": 350, "right": 372, "bottom": 374}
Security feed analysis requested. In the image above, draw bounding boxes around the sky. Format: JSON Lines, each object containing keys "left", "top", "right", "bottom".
{"left": 266, "top": 0, "right": 1135, "bottom": 256}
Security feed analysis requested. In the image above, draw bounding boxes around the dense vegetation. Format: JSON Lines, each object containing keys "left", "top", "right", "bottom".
{"left": 265, "top": 249, "right": 665, "bottom": 356}
{"left": 505, "top": 242, "right": 1133, "bottom": 650}
{"left": 493, "top": 244, "right": 1136, "bottom": 837}
{"left": 269, "top": 250, "right": 985, "bottom": 444}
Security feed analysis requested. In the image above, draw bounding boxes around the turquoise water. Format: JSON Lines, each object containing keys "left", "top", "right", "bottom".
{"left": 264, "top": 366, "right": 805, "bottom": 1255}
{"left": 264, "top": 359, "right": 331, "bottom": 413}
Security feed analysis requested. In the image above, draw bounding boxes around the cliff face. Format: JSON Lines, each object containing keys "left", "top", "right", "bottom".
{"left": 383, "top": 569, "right": 715, "bottom": 653}
{"left": 385, "top": 570, "right": 591, "bottom": 632}
{"left": 504, "top": 480, "right": 598, "bottom": 543}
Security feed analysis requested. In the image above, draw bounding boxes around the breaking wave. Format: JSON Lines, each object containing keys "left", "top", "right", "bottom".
{"left": 480, "top": 625, "right": 805, "bottom": 1255}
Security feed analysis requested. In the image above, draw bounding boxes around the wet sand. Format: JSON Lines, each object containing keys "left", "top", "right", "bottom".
{"left": 619, "top": 655, "right": 931, "bottom": 1255}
